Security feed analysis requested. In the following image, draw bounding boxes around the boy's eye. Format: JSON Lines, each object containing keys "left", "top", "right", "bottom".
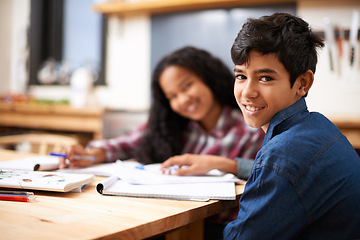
{"left": 235, "top": 75, "right": 247, "bottom": 81}
{"left": 260, "top": 76, "right": 273, "bottom": 82}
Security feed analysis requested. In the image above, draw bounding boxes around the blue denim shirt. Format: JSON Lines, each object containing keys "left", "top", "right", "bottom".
{"left": 224, "top": 98, "right": 360, "bottom": 240}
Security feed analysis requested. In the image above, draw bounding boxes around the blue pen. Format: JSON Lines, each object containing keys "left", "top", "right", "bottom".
{"left": 50, "top": 152, "right": 97, "bottom": 162}
{"left": 135, "top": 165, "right": 145, "bottom": 170}
{"left": 162, "top": 165, "right": 178, "bottom": 175}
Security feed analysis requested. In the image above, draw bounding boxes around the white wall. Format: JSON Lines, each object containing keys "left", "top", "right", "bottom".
{"left": 96, "top": 14, "right": 151, "bottom": 110}
{"left": 0, "top": 0, "right": 30, "bottom": 94}
{"left": 298, "top": 0, "right": 360, "bottom": 117}
{"left": 1, "top": 0, "right": 360, "bottom": 116}
{"left": 24, "top": 12, "right": 151, "bottom": 111}
{"left": 0, "top": 0, "right": 14, "bottom": 94}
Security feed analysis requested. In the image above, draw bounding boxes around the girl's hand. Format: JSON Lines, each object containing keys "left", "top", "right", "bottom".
{"left": 160, "top": 153, "right": 237, "bottom": 176}
{"left": 58, "top": 145, "right": 105, "bottom": 169}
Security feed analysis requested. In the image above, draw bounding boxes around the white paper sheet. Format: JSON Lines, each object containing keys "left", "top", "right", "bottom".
{"left": 97, "top": 177, "right": 236, "bottom": 201}
{"left": 0, "top": 155, "right": 60, "bottom": 171}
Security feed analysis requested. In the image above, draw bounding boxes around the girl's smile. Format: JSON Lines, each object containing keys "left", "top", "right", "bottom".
{"left": 159, "top": 65, "right": 222, "bottom": 131}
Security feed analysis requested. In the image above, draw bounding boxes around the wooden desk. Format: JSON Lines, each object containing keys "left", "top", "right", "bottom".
{"left": 329, "top": 115, "right": 360, "bottom": 149}
{"left": 0, "top": 102, "right": 104, "bottom": 140}
{"left": 0, "top": 149, "right": 244, "bottom": 240}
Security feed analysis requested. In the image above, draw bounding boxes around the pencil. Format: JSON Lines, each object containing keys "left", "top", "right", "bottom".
{"left": 50, "top": 152, "right": 97, "bottom": 162}
{"left": 0, "top": 191, "right": 36, "bottom": 203}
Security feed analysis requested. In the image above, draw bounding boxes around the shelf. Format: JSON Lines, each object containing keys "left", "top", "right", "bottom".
{"left": 0, "top": 102, "right": 105, "bottom": 140}
{"left": 93, "top": 0, "right": 296, "bottom": 16}
{"left": 314, "top": 29, "right": 360, "bottom": 40}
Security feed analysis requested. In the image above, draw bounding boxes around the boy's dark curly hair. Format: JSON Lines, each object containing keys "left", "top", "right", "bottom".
{"left": 231, "top": 13, "right": 324, "bottom": 91}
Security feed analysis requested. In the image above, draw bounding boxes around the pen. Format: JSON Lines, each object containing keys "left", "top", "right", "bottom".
{"left": 0, "top": 191, "right": 36, "bottom": 203}
{"left": 135, "top": 165, "right": 145, "bottom": 170}
{"left": 135, "top": 164, "right": 178, "bottom": 174}
{"left": 0, "top": 190, "right": 34, "bottom": 195}
{"left": 338, "top": 27, "right": 344, "bottom": 59}
{"left": 324, "top": 17, "right": 335, "bottom": 71}
{"left": 350, "top": 10, "right": 359, "bottom": 66}
{"left": 49, "top": 152, "right": 97, "bottom": 161}
{"left": 162, "top": 165, "right": 179, "bottom": 175}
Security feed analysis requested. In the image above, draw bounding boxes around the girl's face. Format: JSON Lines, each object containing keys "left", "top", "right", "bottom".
{"left": 159, "top": 65, "right": 221, "bottom": 131}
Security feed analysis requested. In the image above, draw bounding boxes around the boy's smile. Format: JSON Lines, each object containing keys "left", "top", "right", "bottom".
{"left": 234, "top": 50, "right": 305, "bottom": 133}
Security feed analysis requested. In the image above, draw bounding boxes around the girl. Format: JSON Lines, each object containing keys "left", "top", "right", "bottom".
{"left": 59, "top": 46, "right": 264, "bottom": 179}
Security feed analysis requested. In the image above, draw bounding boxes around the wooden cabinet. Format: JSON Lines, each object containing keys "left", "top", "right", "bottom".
{"left": 329, "top": 115, "right": 360, "bottom": 150}
{"left": 0, "top": 102, "right": 104, "bottom": 141}
{"left": 93, "top": 0, "right": 296, "bottom": 15}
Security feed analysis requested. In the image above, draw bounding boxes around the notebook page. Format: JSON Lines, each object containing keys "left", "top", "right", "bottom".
{"left": 100, "top": 179, "right": 236, "bottom": 201}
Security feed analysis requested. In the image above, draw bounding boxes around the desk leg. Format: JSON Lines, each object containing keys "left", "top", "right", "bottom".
{"left": 165, "top": 220, "right": 204, "bottom": 240}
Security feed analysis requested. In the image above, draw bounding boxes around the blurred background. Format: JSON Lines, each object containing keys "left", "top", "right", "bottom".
{"left": 0, "top": 0, "right": 359, "bottom": 151}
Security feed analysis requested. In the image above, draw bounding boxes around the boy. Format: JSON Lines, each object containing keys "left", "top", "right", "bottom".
{"left": 224, "top": 13, "right": 360, "bottom": 239}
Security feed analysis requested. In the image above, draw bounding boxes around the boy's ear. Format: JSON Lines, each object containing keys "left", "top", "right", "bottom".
{"left": 296, "top": 70, "right": 314, "bottom": 97}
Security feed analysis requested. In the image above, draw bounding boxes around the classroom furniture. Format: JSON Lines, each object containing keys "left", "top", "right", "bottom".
{"left": 0, "top": 102, "right": 104, "bottom": 140}
{"left": 0, "top": 133, "right": 78, "bottom": 155}
{"left": 329, "top": 115, "right": 360, "bottom": 150}
{"left": 93, "top": 0, "right": 295, "bottom": 15}
{"left": 0, "top": 149, "right": 245, "bottom": 240}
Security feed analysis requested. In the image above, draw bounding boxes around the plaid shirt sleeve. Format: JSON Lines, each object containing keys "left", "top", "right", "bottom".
{"left": 237, "top": 126, "right": 265, "bottom": 160}
{"left": 182, "top": 107, "right": 264, "bottom": 160}
{"left": 86, "top": 123, "right": 147, "bottom": 162}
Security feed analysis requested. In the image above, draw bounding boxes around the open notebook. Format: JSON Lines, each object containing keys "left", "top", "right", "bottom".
{"left": 0, "top": 157, "right": 241, "bottom": 199}
{"left": 93, "top": 161, "right": 242, "bottom": 201}
{"left": 96, "top": 175, "right": 237, "bottom": 201}
{"left": 60, "top": 160, "right": 243, "bottom": 184}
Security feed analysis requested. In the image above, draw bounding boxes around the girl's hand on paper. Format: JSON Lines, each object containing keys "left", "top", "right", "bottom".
{"left": 160, "top": 154, "right": 237, "bottom": 176}
{"left": 58, "top": 145, "right": 105, "bottom": 169}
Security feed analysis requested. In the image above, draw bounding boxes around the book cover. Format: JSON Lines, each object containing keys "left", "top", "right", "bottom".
{"left": 0, "top": 169, "right": 94, "bottom": 192}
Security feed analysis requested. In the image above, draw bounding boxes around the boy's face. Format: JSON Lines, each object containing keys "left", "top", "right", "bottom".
{"left": 234, "top": 50, "right": 303, "bottom": 132}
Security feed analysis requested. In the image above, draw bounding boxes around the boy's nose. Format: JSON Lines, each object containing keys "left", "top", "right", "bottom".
{"left": 242, "top": 81, "right": 258, "bottom": 99}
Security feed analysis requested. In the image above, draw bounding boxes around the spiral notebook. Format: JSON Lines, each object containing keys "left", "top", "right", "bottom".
{"left": 96, "top": 175, "right": 236, "bottom": 201}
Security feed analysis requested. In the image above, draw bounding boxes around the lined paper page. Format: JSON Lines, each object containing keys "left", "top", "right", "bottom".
{"left": 60, "top": 160, "right": 243, "bottom": 185}
{"left": 115, "top": 162, "right": 243, "bottom": 185}
{"left": 100, "top": 179, "right": 236, "bottom": 201}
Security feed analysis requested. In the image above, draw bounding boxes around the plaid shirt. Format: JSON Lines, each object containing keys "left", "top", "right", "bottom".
{"left": 88, "top": 106, "right": 264, "bottom": 164}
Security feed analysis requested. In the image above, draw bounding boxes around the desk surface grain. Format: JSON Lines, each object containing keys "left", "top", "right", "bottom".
{"left": 0, "top": 149, "right": 244, "bottom": 240}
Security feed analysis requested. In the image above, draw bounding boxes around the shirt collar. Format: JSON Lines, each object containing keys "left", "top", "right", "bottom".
{"left": 263, "top": 98, "right": 309, "bottom": 145}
